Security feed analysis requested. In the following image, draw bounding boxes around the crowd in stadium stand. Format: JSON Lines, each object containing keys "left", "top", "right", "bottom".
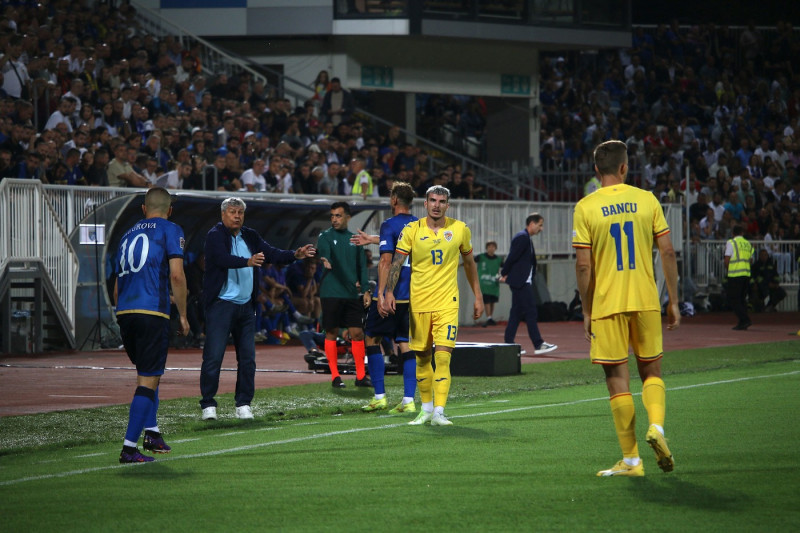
{"left": 535, "top": 21, "right": 800, "bottom": 248}
{"left": 2, "top": 2, "right": 800, "bottom": 322}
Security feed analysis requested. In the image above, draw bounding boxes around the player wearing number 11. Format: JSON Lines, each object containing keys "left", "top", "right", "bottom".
{"left": 384, "top": 185, "right": 484, "bottom": 426}
{"left": 572, "top": 140, "right": 680, "bottom": 477}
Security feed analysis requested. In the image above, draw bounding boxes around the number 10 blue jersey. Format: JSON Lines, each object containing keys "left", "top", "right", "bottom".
{"left": 116, "top": 217, "right": 185, "bottom": 319}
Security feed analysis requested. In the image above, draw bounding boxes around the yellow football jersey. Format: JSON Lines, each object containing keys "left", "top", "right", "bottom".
{"left": 572, "top": 183, "right": 670, "bottom": 319}
{"left": 396, "top": 217, "right": 473, "bottom": 312}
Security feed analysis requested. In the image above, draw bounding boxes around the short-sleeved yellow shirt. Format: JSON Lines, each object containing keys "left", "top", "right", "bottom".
{"left": 396, "top": 217, "right": 473, "bottom": 312}
{"left": 572, "top": 184, "right": 670, "bottom": 319}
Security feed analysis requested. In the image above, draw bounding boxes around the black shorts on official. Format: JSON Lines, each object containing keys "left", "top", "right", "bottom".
{"left": 117, "top": 313, "right": 170, "bottom": 376}
{"left": 321, "top": 297, "right": 366, "bottom": 331}
{"left": 482, "top": 294, "right": 499, "bottom": 304}
{"left": 364, "top": 301, "right": 410, "bottom": 342}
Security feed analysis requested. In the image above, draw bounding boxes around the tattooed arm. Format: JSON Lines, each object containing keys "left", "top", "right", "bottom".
{"left": 381, "top": 251, "right": 407, "bottom": 315}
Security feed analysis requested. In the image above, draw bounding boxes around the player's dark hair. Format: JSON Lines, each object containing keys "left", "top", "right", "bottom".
{"left": 593, "top": 139, "right": 628, "bottom": 176}
{"left": 331, "top": 201, "right": 351, "bottom": 215}
{"left": 391, "top": 181, "right": 415, "bottom": 207}
{"left": 145, "top": 187, "right": 172, "bottom": 213}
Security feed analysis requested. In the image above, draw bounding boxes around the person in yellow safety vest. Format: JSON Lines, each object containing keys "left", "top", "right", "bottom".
{"left": 724, "top": 224, "right": 754, "bottom": 330}
{"left": 350, "top": 156, "right": 374, "bottom": 200}
{"left": 583, "top": 174, "right": 601, "bottom": 197}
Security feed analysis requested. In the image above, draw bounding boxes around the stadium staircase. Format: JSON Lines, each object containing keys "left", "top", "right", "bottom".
{"left": 0, "top": 180, "right": 78, "bottom": 354}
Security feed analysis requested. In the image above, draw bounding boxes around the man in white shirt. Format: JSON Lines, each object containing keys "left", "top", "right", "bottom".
{"left": 240, "top": 158, "right": 268, "bottom": 192}
{"left": 156, "top": 161, "right": 191, "bottom": 190}
{"left": 44, "top": 96, "right": 76, "bottom": 133}
{"left": 275, "top": 158, "right": 293, "bottom": 194}
{"left": 1, "top": 35, "right": 30, "bottom": 99}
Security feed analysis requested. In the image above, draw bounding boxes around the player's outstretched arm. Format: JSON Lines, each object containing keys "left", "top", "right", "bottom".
{"left": 350, "top": 230, "right": 379, "bottom": 246}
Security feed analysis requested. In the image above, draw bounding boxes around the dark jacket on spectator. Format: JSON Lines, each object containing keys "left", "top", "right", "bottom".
{"left": 202, "top": 222, "right": 296, "bottom": 309}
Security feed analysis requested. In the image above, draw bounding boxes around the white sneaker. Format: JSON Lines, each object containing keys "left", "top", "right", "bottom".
{"left": 201, "top": 406, "right": 217, "bottom": 420}
{"left": 236, "top": 405, "right": 254, "bottom": 419}
{"left": 534, "top": 342, "right": 557, "bottom": 355}
{"left": 431, "top": 412, "right": 453, "bottom": 426}
{"left": 408, "top": 411, "right": 433, "bottom": 425}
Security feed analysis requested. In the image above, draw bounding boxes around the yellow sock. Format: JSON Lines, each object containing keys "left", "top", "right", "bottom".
{"left": 416, "top": 353, "right": 433, "bottom": 404}
{"left": 610, "top": 392, "right": 638, "bottom": 459}
{"left": 432, "top": 351, "right": 451, "bottom": 408}
{"left": 642, "top": 377, "right": 666, "bottom": 428}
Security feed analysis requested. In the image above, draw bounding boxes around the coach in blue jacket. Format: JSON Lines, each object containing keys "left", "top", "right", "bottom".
{"left": 500, "top": 213, "right": 557, "bottom": 355}
{"left": 200, "top": 197, "right": 315, "bottom": 421}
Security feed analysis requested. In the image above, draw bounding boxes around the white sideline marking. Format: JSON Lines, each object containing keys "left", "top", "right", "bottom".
{"left": 2, "top": 369, "right": 798, "bottom": 487}
{"left": 74, "top": 453, "right": 107, "bottom": 458}
{"left": 49, "top": 395, "right": 111, "bottom": 398}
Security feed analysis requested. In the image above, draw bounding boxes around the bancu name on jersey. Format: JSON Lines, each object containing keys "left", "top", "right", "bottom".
{"left": 600, "top": 202, "right": 638, "bottom": 217}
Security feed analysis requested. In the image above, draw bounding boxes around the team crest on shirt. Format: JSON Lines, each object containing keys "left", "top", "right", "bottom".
{"left": 179, "top": 237, "right": 185, "bottom": 250}
{"left": 444, "top": 230, "right": 453, "bottom": 242}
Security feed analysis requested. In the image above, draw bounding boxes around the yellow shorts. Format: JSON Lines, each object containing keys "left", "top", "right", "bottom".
{"left": 590, "top": 311, "right": 663, "bottom": 365}
{"left": 409, "top": 308, "right": 459, "bottom": 352}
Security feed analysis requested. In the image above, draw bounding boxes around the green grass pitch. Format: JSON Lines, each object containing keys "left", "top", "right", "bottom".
{"left": 1, "top": 341, "right": 799, "bottom": 532}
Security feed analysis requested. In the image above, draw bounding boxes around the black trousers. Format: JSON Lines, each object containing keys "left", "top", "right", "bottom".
{"left": 726, "top": 276, "right": 750, "bottom": 326}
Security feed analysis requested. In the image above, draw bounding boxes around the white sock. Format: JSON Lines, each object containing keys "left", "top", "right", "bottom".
{"left": 145, "top": 426, "right": 159, "bottom": 433}
{"left": 422, "top": 401, "right": 433, "bottom": 413}
{"left": 652, "top": 424, "right": 664, "bottom": 436}
{"left": 623, "top": 457, "right": 641, "bottom": 467}
{"left": 123, "top": 439, "right": 138, "bottom": 448}
{"left": 375, "top": 393, "right": 385, "bottom": 400}
{"left": 293, "top": 310, "right": 302, "bottom": 320}
{"left": 433, "top": 406, "right": 444, "bottom": 416}
{"left": 402, "top": 397, "right": 414, "bottom": 405}
{"left": 487, "top": 316, "right": 493, "bottom": 320}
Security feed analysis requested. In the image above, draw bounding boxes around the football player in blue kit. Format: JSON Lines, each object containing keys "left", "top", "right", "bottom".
{"left": 115, "top": 187, "right": 189, "bottom": 463}
{"left": 354, "top": 181, "right": 420, "bottom": 414}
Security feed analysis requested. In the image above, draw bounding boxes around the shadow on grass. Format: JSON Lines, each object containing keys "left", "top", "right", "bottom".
{"left": 630, "top": 476, "right": 746, "bottom": 512}
{"left": 117, "top": 461, "right": 192, "bottom": 479}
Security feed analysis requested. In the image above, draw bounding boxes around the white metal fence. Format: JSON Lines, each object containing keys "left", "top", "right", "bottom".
{"left": 690, "top": 240, "right": 800, "bottom": 287}
{"left": 0, "top": 180, "right": 79, "bottom": 332}
{"left": 40, "top": 183, "right": 685, "bottom": 264}
{"left": 9, "top": 184, "right": 688, "bottom": 331}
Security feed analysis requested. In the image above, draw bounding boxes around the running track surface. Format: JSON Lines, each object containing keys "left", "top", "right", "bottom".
{"left": 1, "top": 312, "right": 797, "bottom": 416}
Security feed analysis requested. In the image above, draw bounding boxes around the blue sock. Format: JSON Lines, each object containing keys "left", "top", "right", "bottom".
{"left": 145, "top": 386, "right": 159, "bottom": 430}
{"left": 366, "top": 345, "right": 385, "bottom": 395}
{"left": 124, "top": 386, "right": 155, "bottom": 445}
{"left": 401, "top": 351, "right": 416, "bottom": 398}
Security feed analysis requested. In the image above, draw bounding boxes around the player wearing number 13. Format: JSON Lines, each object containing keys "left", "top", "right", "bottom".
{"left": 385, "top": 186, "right": 484, "bottom": 426}
{"left": 572, "top": 140, "right": 680, "bottom": 476}
{"left": 115, "top": 187, "right": 189, "bottom": 463}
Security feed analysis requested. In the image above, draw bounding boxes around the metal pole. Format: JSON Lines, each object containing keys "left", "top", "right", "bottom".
{"left": 684, "top": 164, "right": 691, "bottom": 302}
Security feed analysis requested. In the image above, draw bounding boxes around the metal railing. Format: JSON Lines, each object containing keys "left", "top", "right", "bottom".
{"left": 0, "top": 179, "right": 79, "bottom": 332}
{"left": 42, "top": 185, "right": 132, "bottom": 237}
{"left": 690, "top": 240, "right": 800, "bottom": 289}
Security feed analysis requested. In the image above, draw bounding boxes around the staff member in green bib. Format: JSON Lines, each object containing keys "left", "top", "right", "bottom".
{"left": 475, "top": 241, "right": 503, "bottom": 326}
{"left": 724, "top": 224, "right": 754, "bottom": 330}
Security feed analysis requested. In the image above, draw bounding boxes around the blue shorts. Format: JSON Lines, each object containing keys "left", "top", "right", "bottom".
{"left": 364, "top": 300, "right": 410, "bottom": 342}
{"left": 117, "top": 313, "right": 170, "bottom": 376}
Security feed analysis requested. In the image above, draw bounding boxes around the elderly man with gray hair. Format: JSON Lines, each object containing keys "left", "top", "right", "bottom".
{"left": 200, "top": 197, "right": 316, "bottom": 421}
